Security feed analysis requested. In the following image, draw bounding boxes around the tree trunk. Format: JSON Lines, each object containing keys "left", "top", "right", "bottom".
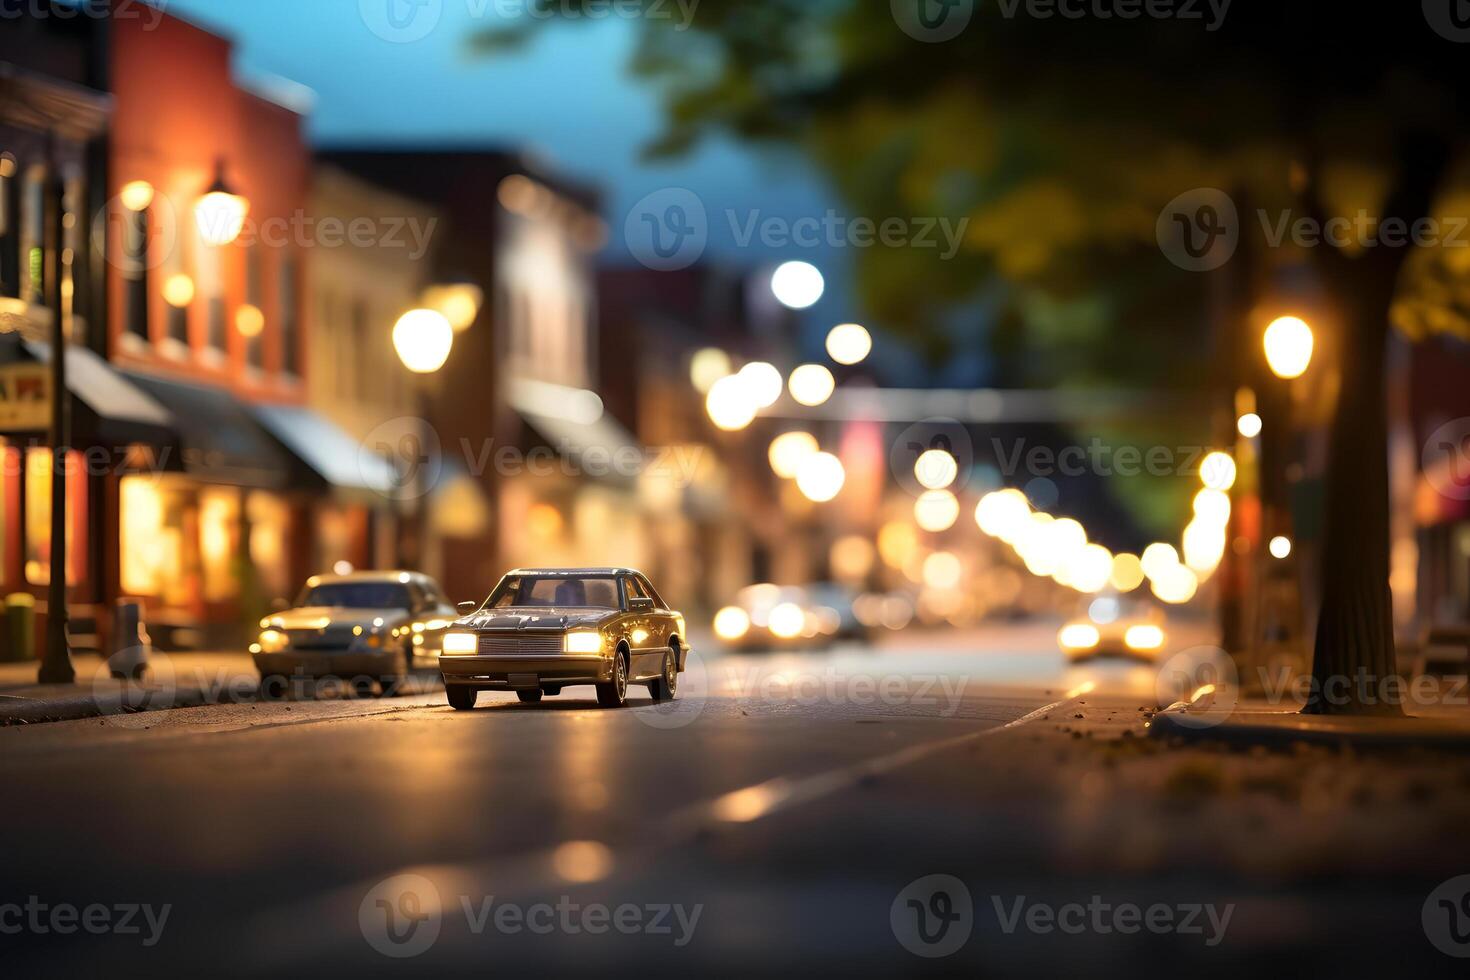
{"left": 1303, "top": 277, "right": 1399, "bottom": 715}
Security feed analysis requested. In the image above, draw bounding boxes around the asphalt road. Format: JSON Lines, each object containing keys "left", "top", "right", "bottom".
{"left": 2, "top": 623, "right": 1466, "bottom": 977}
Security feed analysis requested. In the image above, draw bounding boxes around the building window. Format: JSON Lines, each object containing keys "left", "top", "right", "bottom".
{"left": 0, "top": 153, "right": 18, "bottom": 299}
{"left": 120, "top": 475, "right": 187, "bottom": 605}
{"left": 20, "top": 165, "right": 45, "bottom": 306}
{"left": 24, "top": 448, "right": 85, "bottom": 587}
{"left": 244, "top": 244, "right": 265, "bottom": 369}
{"left": 122, "top": 198, "right": 150, "bottom": 342}
{"left": 280, "top": 253, "right": 300, "bottom": 376}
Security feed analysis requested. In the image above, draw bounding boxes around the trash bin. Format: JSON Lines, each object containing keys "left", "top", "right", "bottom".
{"left": 6, "top": 593, "right": 36, "bottom": 663}
{"left": 110, "top": 599, "right": 152, "bottom": 680}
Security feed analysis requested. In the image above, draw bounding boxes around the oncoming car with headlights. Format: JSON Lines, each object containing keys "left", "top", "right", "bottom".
{"left": 439, "top": 568, "right": 689, "bottom": 710}
{"left": 1057, "top": 594, "right": 1168, "bottom": 662}
{"left": 252, "top": 571, "right": 459, "bottom": 696}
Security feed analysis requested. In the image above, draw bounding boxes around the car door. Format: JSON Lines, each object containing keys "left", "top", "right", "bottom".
{"left": 622, "top": 575, "right": 662, "bottom": 679}
{"left": 635, "top": 573, "right": 676, "bottom": 656}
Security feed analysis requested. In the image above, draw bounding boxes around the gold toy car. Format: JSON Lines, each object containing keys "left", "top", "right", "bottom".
{"left": 439, "top": 568, "right": 689, "bottom": 710}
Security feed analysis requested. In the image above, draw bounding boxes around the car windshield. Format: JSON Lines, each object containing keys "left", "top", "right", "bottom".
{"left": 488, "top": 576, "right": 620, "bottom": 610}
{"left": 299, "top": 582, "right": 412, "bottom": 610}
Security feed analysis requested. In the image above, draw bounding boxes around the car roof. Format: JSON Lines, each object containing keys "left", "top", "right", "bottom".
{"left": 504, "top": 567, "right": 642, "bottom": 577}
{"left": 305, "top": 571, "right": 434, "bottom": 586}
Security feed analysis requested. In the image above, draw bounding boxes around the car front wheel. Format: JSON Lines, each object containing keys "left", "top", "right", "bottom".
{"left": 446, "top": 685, "right": 478, "bottom": 711}
{"left": 596, "top": 650, "right": 629, "bottom": 708}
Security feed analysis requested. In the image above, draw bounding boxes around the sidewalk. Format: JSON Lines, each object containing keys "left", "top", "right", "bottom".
{"left": 0, "top": 651, "right": 260, "bottom": 725}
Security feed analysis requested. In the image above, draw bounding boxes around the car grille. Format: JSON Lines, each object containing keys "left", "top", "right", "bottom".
{"left": 477, "top": 632, "right": 564, "bottom": 656}
{"left": 286, "top": 627, "right": 357, "bottom": 651}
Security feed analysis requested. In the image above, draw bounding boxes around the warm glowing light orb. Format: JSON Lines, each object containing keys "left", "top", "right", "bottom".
{"left": 914, "top": 449, "right": 959, "bottom": 490}
{"left": 770, "top": 261, "right": 825, "bottom": 310}
{"left": 788, "top": 364, "right": 836, "bottom": 407}
{"left": 120, "top": 180, "right": 155, "bottom": 212}
{"left": 1199, "top": 451, "right": 1237, "bottom": 491}
{"left": 706, "top": 374, "right": 758, "bottom": 431}
{"left": 1237, "top": 412, "right": 1263, "bottom": 438}
{"left": 163, "top": 273, "right": 195, "bottom": 308}
{"left": 1264, "top": 315, "right": 1314, "bottom": 379}
{"left": 795, "top": 451, "right": 845, "bottom": 502}
{"left": 690, "top": 348, "right": 732, "bottom": 393}
{"left": 825, "top": 322, "right": 872, "bottom": 365}
{"left": 235, "top": 303, "right": 265, "bottom": 338}
{"left": 768, "top": 431, "right": 819, "bottom": 479}
{"left": 1269, "top": 535, "right": 1293, "bottom": 559}
{"left": 392, "top": 308, "right": 454, "bottom": 374}
{"left": 739, "top": 361, "right": 784, "bottom": 408}
{"left": 914, "top": 489, "right": 960, "bottom": 532}
{"left": 713, "top": 606, "right": 751, "bottom": 641}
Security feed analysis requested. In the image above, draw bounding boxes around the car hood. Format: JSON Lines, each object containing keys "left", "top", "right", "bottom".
{"left": 456, "top": 608, "right": 617, "bottom": 631}
{"left": 269, "top": 607, "right": 406, "bottom": 631}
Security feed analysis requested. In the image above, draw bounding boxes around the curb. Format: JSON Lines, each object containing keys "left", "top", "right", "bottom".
{"left": 1149, "top": 702, "right": 1470, "bottom": 750}
{"left": 0, "top": 687, "right": 217, "bottom": 726}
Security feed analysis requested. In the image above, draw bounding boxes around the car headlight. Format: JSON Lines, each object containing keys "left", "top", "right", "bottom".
{"left": 564, "top": 631, "right": 603, "bottom": 654}
{"left": 1058, "top": 624, "right": 1100, "bottom": 651}
{"left": 442, "top": 632, "right": 478, "bottom": 656}
{"left": 258, "top": 629, "right": 289, "bottom": 653}
{"left": 1124, "top": 625, "right": 1165, "bottom": 651}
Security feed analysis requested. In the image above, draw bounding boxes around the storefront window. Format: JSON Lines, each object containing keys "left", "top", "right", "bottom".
{"left": 199, "top": 488, "right": 240, "bottom": 603}
{"left": 24, "top": 448, "right": 85, "bottom": 586}
{"left": 248, "top": 491, "right": 292, "bottom": 600}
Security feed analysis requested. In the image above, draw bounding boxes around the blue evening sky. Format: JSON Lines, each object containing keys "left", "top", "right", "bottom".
{"left": 163, "top": 0, "right": 874, "bottom": 363}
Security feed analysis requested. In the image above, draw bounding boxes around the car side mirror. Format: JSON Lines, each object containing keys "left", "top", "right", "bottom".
{"left": 457, "top": 601, "right": 480, "bottom": 615}
{"left": 629, "top": 597, "right": 655, "bottom": 612}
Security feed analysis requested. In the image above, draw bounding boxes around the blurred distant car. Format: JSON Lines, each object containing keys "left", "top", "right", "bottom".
{"left": 803, "top": 582, "right": 872, "bottom": 643}
{"left": 252, "top": 571, "right": 459, "bottom": 696}
{"left": 712, "top": 583, "right": 842, "bottom": 652}
{"left": 438, "top": 568, "right": 688, "bottom": 710}
{"left": 1057, "top": 594, "right": 1168, "bottom": 662}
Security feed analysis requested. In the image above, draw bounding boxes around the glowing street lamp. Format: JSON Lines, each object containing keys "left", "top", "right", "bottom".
{"left": 392, "top": 308, "right": 454, "bottom": 374}
{"left": 770, "top": 261, "right": 824, "bottom": 310}
{"left": 788, "top": 364, "right": 835, "bottom": 406}
{"left": 795, "top": 451, "right": 845, "bottom": 502}
{"left": 1264, "top": 315, "right": 1314, "bottom": 379}
{"left": 194, "top": 160, "right": 249, "bottom": 247}
{"left": 825, "top": 323, "right": 872, "bottom": 365}
{"left": 119, "top": 180, "right": 155, "bottom": 212}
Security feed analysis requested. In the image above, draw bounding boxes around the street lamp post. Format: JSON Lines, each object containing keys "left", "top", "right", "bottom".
{"left": 392, "top": 307, "right": 456, "bottom": 570}
{"left": 38, "top": 138, "right": 73, "bottom": 684}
